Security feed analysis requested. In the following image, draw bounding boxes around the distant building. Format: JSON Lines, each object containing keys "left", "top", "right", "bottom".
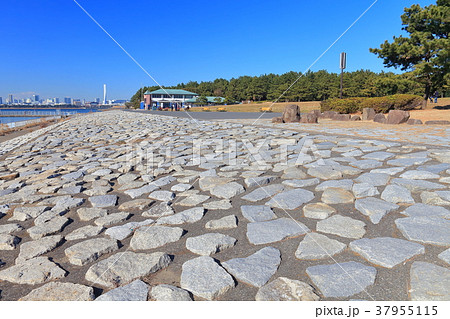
{"left": 0, "top": 97, "right": 2, "bottom": 104}
{"left": 8, "top": 94, "right": 13, "bottom": 104}
{"left": 73, "top": 99, "right": 82, "bottom": 106}
{"left": 103, "top": 84, "right": 107, "bottom": 105}
{"left": 143, "top": 89, "right": 198, "bottom": 109}
{"left": 64, "top": 97, "right": 72, "bottom": 104}
{"left": 54, "top": 97, "right": 60, "bottom": 104}
{"left": 95, "top": 98, "right": 100, "bottom": 104}
{"left": 33, "top": 94, "right": 40, "bottom": 102}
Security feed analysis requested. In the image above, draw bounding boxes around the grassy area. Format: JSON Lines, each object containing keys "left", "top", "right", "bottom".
{"left": 187, "top": 101, "right": 321, "bottom": 113}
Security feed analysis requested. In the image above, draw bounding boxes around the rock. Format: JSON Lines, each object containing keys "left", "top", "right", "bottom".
{"left": 27, "top": 216, "right": 70, "bottom": 240}
{"left": 322, "top": 111, "right": 337, "bottom": 119}
{"left": 142, "top": 202, "right": 174, "bottom": 218}
{"left": 303, "top": 203, "right": 336, "bottom": 219}
{"left": 350, "top": 115, "right": 361, "bottom": 121}
{"left": 321, "top": 187, "right": 355, "bottom": 204}
{"left": 400, "top": 170, "right": 440, "bottom": 180}
{"left": 282, "top": 104, "right": 301, "bottom": 123}
{"left": 105, "top": 219, "right": 154, "bottom": 240}
{"left": 395, "top": 216, "right": 450, "bottom": 246}
{"left": 10, "top": 206, "right": 50, "bottom": 221}
{"left": 171, "top": 183, "right": 193, "bottom": 192}
{"left": 157, "top": 207, "right": 205, "bottom": 225}
{"left": 300, "top": 113, "right": 318, "bottom": 123}
{"left": 315, "top": 179, "right": 353, "bottom": 191}
{"left": 66, "top": 225, "right": 104, "bottom": 241}
{"left": 96, "top": 280, "right": 149, "bottom": 301}
{"left": 124, "top": 184, "right": 159, "bottom": 199}
{"left": 180, "top": 256, "right": 235, "bottom": 300}
{"left": 118, "top": 199, "right": 154, "bottom": 211}
{"left": 401, "top": 203, "right": 449, "bottom": 218}
{"left": 316, "top": 215, "right": 366, "bottom": 239}
{"left": 283, "top": 178, "right": 320, "bottom": 188}
{"left": 151, "top": 176, "right": 176, "bottom": 187}
{"left": 352, "top": 183, "right": 379, "bottom": 198}
{"left": 130, "top": 225, "right": 184, "bottom": 250}
{"left": 362, "top": 108, "right": 376, "bottom": 121}
{"left": 16, "top": 235, "right": 63, "bottom": 263}
{"left": 241, "top": 205, "right": 277, "bottom": 222}
{"left": 86, "top": 251, "right": 171, "bottom": 288}
{"left": 306, "top": 261, "right": 376, "bottom": 298}
{"left": 0, "top": 257, "right": 66, "bottom": 284}
{"left": 0, "top": 172, "right": 19, "bottom": 180}
{"left": 255, "top": 277, "right": 320, "bottom": 301}
{"left": 355, "top": 173, "right": 390, "bottom": 186}
{"left": 425, "top": 120, "right": 450, "bottom": 125}
{"left": 65, "top": 238, "right": 119, "bottom": 266}
{"left": 386, "top": 110, "right": 410, "bottom": 124}
{"left": 203, "top": 199, "right": 232, "bottom": 210}
{"left": 148, "top": 190, "right": 176, "bottom": 202}
{"left": 241, "top": 184, "right": 285, "bottom": 202}
{"left": 265, "top": 188, "right": 314, "bottom": 210}
{"left": 381, "top": 185, "right": 414, "bottom": 204}
{"left": 210, "top": 182, "right": 245, "bottom": 199}
{"left": 178, "top": 194, "right": 210, "bottom": 206}
{"left": 198, "top": 176, "right": 234, "bottom": 191}
{"left": 20, "top": 282, "right": 95, "bottom": 301}
{"left": 355, "top": 197, "right": 399, "bottom": 224}
{"left": 271, "top": 116, "right": 283, "bottom": 123}
{"left": 409, "top": 261, "right": 450, "bottom": 301}
{"left": 94, "top": 212, "right": 130, "bottom": 227}
{"left": 150, "top": 284, "right": 192, "bottom": 301}
{"left": 350, "top": 237, "right": 424, "bottom": 268}
{"left": 373, "top": 113, "right": 386, "bottom": 123}
{"left": 89, "top": 195, "right": 117, "bottom": 208}
{"left": 438, "top": 249, "right": 450, "bottom": 264}
{"left": 307, "top": 166, "right": 343, "bottom": 180}
{"left": 0, "top": 234, "right": 20, "bottom": 250}
{"left": 295, "top": 232, "right": 346, "bottom": 260}
{"left": 363, "top": 151, "right": 396, "bottom": 161}
{"left": 205, "top": 215, "right": 238, "bottom": 229}
{"left": 222, "top": 247, "right": 280, "bottom": 287}
{"left": 247, "top": 218, "right": 309, "bottom": 245}
{"left": 186, "top": 233, "right": 236, "bottom": 255}
{"left": 392, "top": 178, "right": 445, "bottom": 192}
{"left": 0, "top": 223, "right": 23, "bottom": 234}
{"left": 407, "top": 119, "right": 423, "bottom": 125}
{"left": 77, "top": 207, "right": 108, "bottom": 221}
{"left": 332, "top": 113, "right": 351, "bottom": 121}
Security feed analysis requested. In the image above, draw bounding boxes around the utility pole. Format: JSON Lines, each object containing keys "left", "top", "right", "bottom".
{"left": 340, "top": 52, "right": 346, "bottom": 99}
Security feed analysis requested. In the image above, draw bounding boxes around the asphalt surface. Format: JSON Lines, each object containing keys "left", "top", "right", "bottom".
{"left": 125, "top": 109, "right": 281, "bottom": 120}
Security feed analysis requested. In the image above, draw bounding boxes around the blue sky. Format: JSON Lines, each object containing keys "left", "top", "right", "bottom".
{"left": 0, "top": 0, "right": 436, "bottom": 101}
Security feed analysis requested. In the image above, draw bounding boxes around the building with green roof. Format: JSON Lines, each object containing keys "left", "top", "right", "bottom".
{"left": 143, "top": 88, "right": 225, "bottom": 109}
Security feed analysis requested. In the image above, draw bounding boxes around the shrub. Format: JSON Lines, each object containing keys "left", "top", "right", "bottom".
{"left": 320, "top": 97, "right": 366, "bottom": 114}
{"left": 361, "top": 94, "right": 422, "bottom": 113}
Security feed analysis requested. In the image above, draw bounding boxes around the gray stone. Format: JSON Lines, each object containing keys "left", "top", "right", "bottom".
{"left": 315, "top": 179, "right": 353, "bottom": 191}
{"left": 409, "top": 261, "right": 450, "bottom": 301}
{"left": 381, "top": 185, "right": 415, "bottom": 204}
{"left": 205, "top": 215, "right": 238, "bottom": 230}
{"left": 16, "top": 235, "right": 63, "bottom": 263}
{"left": 295, "top": 232, "right": 346, "bottom": 260}
{"left": 244, "top": 176, "right": 277, "bottom": 188}
{"left": 198, "top": 176, "right": 234, "bottom": 191}
{"left": 401, "top": 203, "right": 450, "bottom": 218}
{"left": 124, "top": 184, "right": 159, "bottom": 199}
{"left": 118, "top": 199, "right": 154, "bottom": 211}
{"left": 171, "top": 183, "right": 193, "bottom": 192}
{"left": 362, "top": 151, "right": 394, "bottom": 161}
{"left": 105, "top": 219, "right": 154, "bottom": 240}
{"left": 0, "top": 223, "right": 23, "bottom": 234}
{"left": 186, "top": 233, "right": 236, "bottom": 255}
{"left": 371, "top": 167, "right": 405, "bottom": 175}
{"left": 94, "top": 212, "right": 131, "bottom": 227}
{"left": 89, "top": 195, "right": 117, "bottom": 208}
{"left": 352, "top": 183, "right": 379, "bottom": 198}
{"left": 157, "top": 207, "right": 205, "bottom": 225}
{"left": 151, "top": 176, "right": 176, "bottom": 187}
{"left": 130, "top": 225, "right": 184, "bottom": 250}
{"left": 316, "top": 215, "right": 366, "bottom": 239}
{"left": 178, "top": 194, "right": 210, "bottom": 206}
{"left": 321, "top": 187, "right": 355, "bottom": 204}
{"left": 180, "top": 256, "right": 235, "bottom": 300}
{"left": 27, "top": 216, "right": 70, "bottom": 240}
{"left": 142, "top": 202, "right": 174, "bottom": 218}
{"left": 438, "top": 249, "right": 450, "bottom": 264}
{"left": 77, "top": 207, "right": 108, "bottom": 221}
{"left": 355, "top": 197, "right": 399, "bottom": 224}
{"left": 96, "top": 280, "right": 149, "bottom": 301}
{"left": 150, "top": 284, "right": 193, "bottom": 301}
{"left": 306, "top": 261, "right": 376, "bottom": 298}
{"left": 355, "top": 173, "right": 390, "bottom": 186}
{"left": 395, "top": 216, "right": 450, "bottom": 246}
{"left": 400, "top": 170, "right": 440, "bottom": 180}
{"left": 65, "top": 238, "right": 119, "bottom": 266}
{"left": 247, "top": 218, "right": 309, "bottom": 245}
{"left": 255, "top": 277, "right": 320, "bottom": 301}
{"left": 210, "top": 182, "right": 245, "bottom": 199}
{"left": 303, "top": 203, "right": 336, "bottom": 219}
{"left": 20, "top": 282, "right": 94, "bottom": 301}
{"left": 350, "top": 159, "right": 383, "bottom": 170}
{"left": 307, "top": 166, "right": 343, "bottom": 180}
{"left": 0, "top": 257, "right": 66, "bottom": 284}
{"left": 222, "top": 247, "right": 280, "bottom": 287}
{"left": 350, "top": 237, "right": 425, "bottom": 268}
{"left": 10, "top": 205, "right": 50, "bottom": 221}
{"left": 148, "top": 190, "right": 176, "bottom": 202}
{"left": 265, "top": 188, "right": 314, "bottom": 210}
{"left": 203, "top": 199, "right": 232, "bottom": 210}
{"left": 0, "top": 234, "right": 20, "bottom": 250}
{"left": 86, "top": 251, "right": 171, "bottom": 288}
{"left": 388, "top": 158, "right": 430, "bottom": 167}
{"left": 241, "top": 184, "right": 285, "bottom": 202}
{"left": 241, "top": 205, "right": 277, "bottom": 222}
{"left": 66, "top": 225, "right": 104, "bottom": 241}
{"left": 282, "top": 178, "right": 320, "bottom": 188}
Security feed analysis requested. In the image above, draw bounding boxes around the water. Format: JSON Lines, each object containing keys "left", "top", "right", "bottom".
{"left": 0, "top": 116, "right": 36, "bottom": 124}
{"left": 0, "top": 108, "right": 100, "bottom": 124}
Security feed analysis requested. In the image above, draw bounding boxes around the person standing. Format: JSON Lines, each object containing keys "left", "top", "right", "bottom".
{"left": 433, "top": 91, "right": 439, "bottom": 103}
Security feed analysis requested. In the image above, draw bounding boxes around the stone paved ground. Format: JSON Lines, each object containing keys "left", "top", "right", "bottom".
{"left": 0, "top": 110, "right": 449, "bottom": 301}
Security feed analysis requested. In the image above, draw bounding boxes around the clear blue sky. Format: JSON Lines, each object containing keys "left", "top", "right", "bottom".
{"left": 0, "top": 0, "right": 436, "bottom": 101}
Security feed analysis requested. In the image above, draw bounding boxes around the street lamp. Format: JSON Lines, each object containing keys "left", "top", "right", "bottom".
{"left": 340, "top": 52, "right": 346, "bottom": 99}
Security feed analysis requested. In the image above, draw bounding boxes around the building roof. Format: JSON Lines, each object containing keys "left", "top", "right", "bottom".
{"left": 144, "top": 89, "right": 198, "bottom": 95}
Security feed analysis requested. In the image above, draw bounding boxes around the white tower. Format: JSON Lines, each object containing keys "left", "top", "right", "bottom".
{"left": 103, "top": 84, "right": 107, "bottom": 105}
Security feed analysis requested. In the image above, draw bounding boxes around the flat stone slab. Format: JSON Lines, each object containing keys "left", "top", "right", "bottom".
{"left": 118, "top": 199, "right": 154, "bottom": 211}
{"left": 283, "top": 178, "right": 320, "bottom": 188}
{"left": 205, "top": 215, "right": 238, "bottom": 229}
{"left": 94, "top": 212, "right": 131, "bottom": 227}
{"left": 303, "top": 203, "right": 336, "bottom": 219}
{"left": 186, "top": 233, "right": 236, "bottom": 255}
{"left": 89, "top": 195, "right": 118, "bottom": 208}
{"left": 0, "top": 234, "right": 20, "bottom": 250}
{"left": 222, "top": 247, "right": 281, "bottom": 287}
{"left": 66, "top": 225, "right": 104, "bottom": 241}
{"left": 65, "top": 238, "right": 119, "bottom": 266}
{"left": 395, "top": 216, "right": 450, "bottom": 246}
{"left": 355, "top": 197, "right": 399, "bottom": 224}
{"left": 27, "top": 216, "right": 70, "bottom": 240}
{"left": 77, "top": 207, "right": 108, "bottom": 221}
{"left": 177, "top": 194, "right": 210, "bottom": 206}
{"left": 105, "top": 219, "right": 154, "bottom": 240}
{"left": 355, "top": 173, "right": 390, "bottom": 186}
{"left": 350, "top": 237, "right": 425, "bottom": 268}
{"left": 241, "top": 205, "right": 277, "bottom": 222}
{"left": 409, "top": 261, "right": 450, "bottom": 301}
{"left": 316, "top": 215, "right": 366, "bottom": 239}
{"left": 16, "top": 235, "right": 63, "bottom": 263}
{"left": 203, "top": 199, "right": 232, "bottom": 210}
{"left": 306, "top": 261, "right": 376, "bottom": 298}
{"left": 157, "top": 207, "right": 205, "bottom": 225}
{"left": 150, "top": 284, "right": 193, "bottom": 301}
{"left": 148, "top": 190, "right": 176, "bottom": 202}
{"left": 295, "top": 232, "right": 346, "bottom": 260}
{"left": 307, "top": 166, "right": 342, "bottom": 180}
{"left": 401, "top": 203, "right": 450, "bottom": 218}
{"left": 321, "top": 187, "right": 355, "bottom": 204}
{"left": 247, "top": 218, "right": 309, "bottom": 245}
{"left": 142, "top": 202, "right": 174, "bottom": 218}
{"left": 96, "top": 279, "right": 149, "bottom": 301}
{"left": 130, "top": 225, "right": 184, "bottom": 250}
{"left": 391, "top": 178, "right": 445, "bottom": 192}
{"left": 180, "top": 256, "right": 235, "bottom": 300}
{"left": 86, "top": 251, "right": 171, "bottom": 288}
{"left": 241, "top": 184, "right": 284, "bottom": 202}
{"left": 265, "top": 188, "right": 314, "bottom": 210}
{"left": 124, "top": 184, "right": 159, "bottom": 199}
{"left": 210, "top": 182, "right": 245, "bottom": 199}
{"left": 381, "top": 185, "right": 414, "bottom": 204}
{"left": 0, "top": 257, "right": 66, "bottom": 284}
{"left": 20, "top": 282, "right": 94, "bottom": 301}
{"left": 400, "top": 170, "right": 441, "bottom": 180}
{"left": 255, "top": 277, "right": 320, "bottom": 301}
{"left": 438, "top": 249, "right": 450, "bottom": 264}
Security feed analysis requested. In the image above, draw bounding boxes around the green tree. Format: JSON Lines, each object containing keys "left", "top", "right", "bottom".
{"left": 370, "top": 0, "right": 450, "bottom": 105}
{"left": 196, "top": 95, "right": 208, "bottom": 105}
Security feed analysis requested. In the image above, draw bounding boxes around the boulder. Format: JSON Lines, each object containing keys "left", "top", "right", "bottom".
{"left": 311, "top": 109, "right": 322, "bottom": 117}
{"left": 300, "top": 113, "right": 318, "bottom": 123}
{"left": 386, "top": 110, "right": 410, "bottom": 124}
{"left": 407, "top": 119, "right": 423, "bottom": 125}
{"left": 322, "top": 111, "right": 337, "bottom": 119}
{"left": 425, "top": 120, "right": 450, "bottom": 125}
{"left": 362, "top": 108, "right": 376, "bottom": 121}
{"left": 373, "top": 113, "right": 386, "bottom": 124}
{"left": 281, "top": 104, "right": 301, "bottom": 123}
{"left": 350, "top": 115, "right": 361, "bottom": 121}
{"left": 271, "top": 117, "right": 283, "bottom": 123}
{"left": 332, "top": 113, "right": 351, "bottom": 121}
